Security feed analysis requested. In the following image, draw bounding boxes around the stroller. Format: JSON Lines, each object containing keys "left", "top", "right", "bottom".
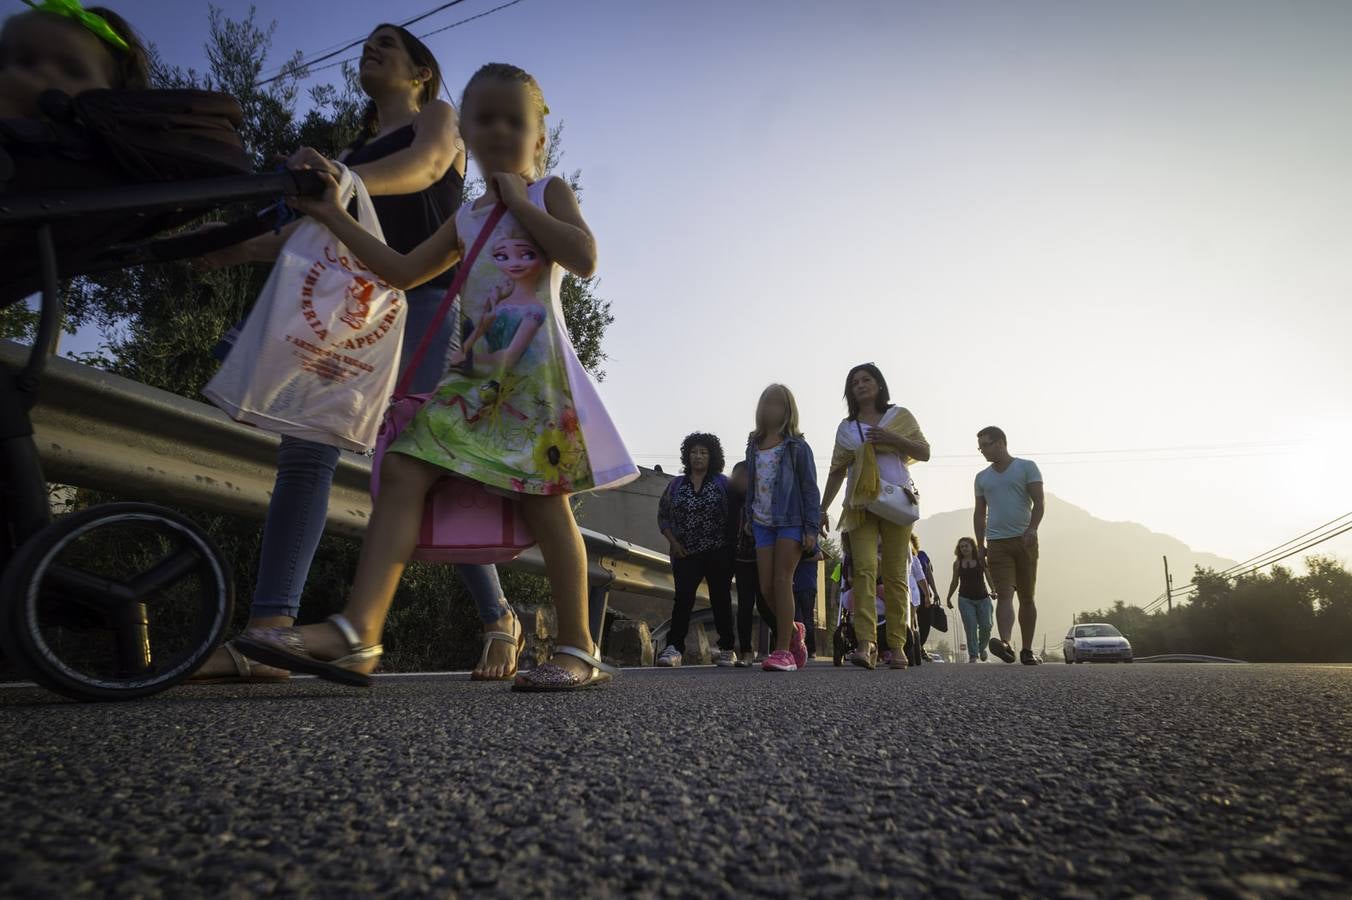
{"left": 0, "top": 88, "right": 323, "bottom": 700}
{"left": 832, "top": 561, "right": 922, "bottom": 667}
{"left": 832, "top": 602, "right": 891, "bottom": 667}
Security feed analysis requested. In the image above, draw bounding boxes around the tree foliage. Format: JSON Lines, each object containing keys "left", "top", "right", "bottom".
{"left": 1078, "top": 556, "right": 1352, "bottom": 662}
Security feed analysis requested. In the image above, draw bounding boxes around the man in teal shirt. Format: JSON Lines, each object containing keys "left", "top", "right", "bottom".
{"left": 974, "top": 426, "right": 1045, "bottom": 665}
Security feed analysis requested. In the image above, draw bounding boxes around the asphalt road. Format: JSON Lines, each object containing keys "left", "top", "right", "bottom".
{"left": 1, "top": 662, "right": 1350, "bottom": 898}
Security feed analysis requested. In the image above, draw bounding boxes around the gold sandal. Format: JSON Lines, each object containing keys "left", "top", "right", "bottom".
{"left": 471, "top": 614, "right": 525, "bottom": 681}
{"left": 188, "top": 642, "right": 290, "bottom": 685}
{"left": 234, "top": 614, "right": 382, "bottom": 688}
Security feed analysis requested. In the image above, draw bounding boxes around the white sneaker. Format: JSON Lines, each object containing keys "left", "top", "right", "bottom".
{"left": 715, "top": 649, "right": 737, "bottom": 667}
{"left": 656, "top": 645, "right": 682, "bottom": 667}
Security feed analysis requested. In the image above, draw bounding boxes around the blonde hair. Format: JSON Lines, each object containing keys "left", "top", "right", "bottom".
{"left": 462, "top": 62, "right": 550, "bottom": 179}
{"left": 751, "top": 384, "right": 802, "bottom": 442}
{"left": 491, "top": 221, "right": 538, "bottom": 249}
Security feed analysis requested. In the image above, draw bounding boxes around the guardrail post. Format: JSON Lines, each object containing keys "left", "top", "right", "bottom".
{"left": 588, "top": 583, "right": 610, "bottom": 655}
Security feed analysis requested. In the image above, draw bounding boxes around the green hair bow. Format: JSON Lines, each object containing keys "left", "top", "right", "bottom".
{"left": 22, "top": 0, "right": 130, "bottom": 52}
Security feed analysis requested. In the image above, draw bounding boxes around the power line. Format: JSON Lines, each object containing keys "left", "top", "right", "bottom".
{"left": 419, "top": 0, "right": 524, "bottom": 38}
{"left": 1142, "top": 513, "right": 1352, "bottom": 613}
{"left": 921, "top": 448, "right": 1302, "bottom": 469}
{"left": 256, "top": 0, "right": 525, "bottom": 86}
{"left": 632, "top": 438, "right": 1308, "bottom": 466}
{"left": 1214, "top": 512, "right": 1352, "bottom": 579}
{"left": 259, "top": 0, "right": 472, "bottom": 82}
{"left": 928, "top": 439, "right": 1309, "bottom": 461}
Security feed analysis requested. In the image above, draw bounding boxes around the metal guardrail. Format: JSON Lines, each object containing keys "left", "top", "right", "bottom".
{"left": 1, "top": 340, "right": 676, "bottom": 602}
{"left": 1134, "top": 654, "right": 1247, "bottom": 664}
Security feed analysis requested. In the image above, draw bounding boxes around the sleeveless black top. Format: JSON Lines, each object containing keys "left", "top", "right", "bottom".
{"left": 958, "top": 560, "right": 989, "bottom": 599}
{"left": 344, "top": 123, "right": 463, "bottom": 289}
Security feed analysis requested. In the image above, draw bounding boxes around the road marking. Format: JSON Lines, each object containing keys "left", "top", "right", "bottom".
{"left": 0, "top": 664, "right": 725, "bottom": 690}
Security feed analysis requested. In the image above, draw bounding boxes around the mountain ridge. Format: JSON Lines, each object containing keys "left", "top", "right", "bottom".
{"left": 911, "top": 494, "right": 1235, "bottom": 647}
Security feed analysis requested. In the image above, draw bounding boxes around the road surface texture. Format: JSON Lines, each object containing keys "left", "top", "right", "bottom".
{"left": 1, "top": 662, "right": 1349, "bottom": 898}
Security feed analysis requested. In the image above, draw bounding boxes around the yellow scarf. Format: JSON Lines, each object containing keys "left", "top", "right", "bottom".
{"left": 834, "top": 410, "right": 924, "bottom": 533}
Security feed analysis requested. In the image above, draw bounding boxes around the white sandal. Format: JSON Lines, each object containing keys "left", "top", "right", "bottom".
{"left": 471, "top": 614, "right": 524, "bottom": 682}
{"left": 234, "top": 614, "right": 382, "bottom": 688}
{"left": 511, "top": 644, "right": 616, "bottom": 693}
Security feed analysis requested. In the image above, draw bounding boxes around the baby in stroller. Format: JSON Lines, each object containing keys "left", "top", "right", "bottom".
{"left": 835, "top": 553, "right": 888, "bottom": 666}
{"left": 832, "top": 550, "right": 919, "bottom": 668}
{"left": 0, "top": 1, "right": 149, "bottom": 119}
{"left": 0, "top": 1, "right": 291, "bottom": 303}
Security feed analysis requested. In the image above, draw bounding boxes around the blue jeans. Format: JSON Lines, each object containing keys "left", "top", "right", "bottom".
{"left": 250, "top": 284, "right": 508, "bottom": 625}
{"left": 958, "top": 595, "right": 993, "bottom": 661}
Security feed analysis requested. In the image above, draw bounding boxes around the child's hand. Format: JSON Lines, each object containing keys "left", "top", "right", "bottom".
{"left": 285, "top": 148, "right": 343, "bottom": 220}
{"left": 803, "top": 532, "right": 818, "bottom": 554}
{"left": 287, "top": 147, "right": 340, "bottom": 177}
{"left": 286, "top": 168, "right": 341, "bottom": 222}
{"left": 489, "top": 172, "right": 530, "bottom": 209}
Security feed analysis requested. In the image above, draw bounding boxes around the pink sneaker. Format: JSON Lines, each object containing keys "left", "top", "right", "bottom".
{"left": 790, "top": 622, "right": 809, "bottom": 669}
{"left": 761, "top": 650, "right": 797, "bottom": 671}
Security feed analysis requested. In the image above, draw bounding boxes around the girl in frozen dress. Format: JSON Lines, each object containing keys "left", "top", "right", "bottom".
{"left": 239, "top": 63, "right": 637, "bottom": 692}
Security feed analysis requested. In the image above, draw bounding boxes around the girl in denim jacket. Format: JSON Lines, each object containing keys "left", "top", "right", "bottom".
{"left": 744, "top": 384, "right": 822, "bottom": 672}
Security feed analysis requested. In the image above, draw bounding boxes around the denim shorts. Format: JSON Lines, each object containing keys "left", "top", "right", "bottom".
{"left": 753, "top": 523, "right": 804, "bottom": 549}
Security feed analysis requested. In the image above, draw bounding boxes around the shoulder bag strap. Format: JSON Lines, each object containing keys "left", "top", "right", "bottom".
{"left": 392, "top": 203, "right": 509, "bottom": 399}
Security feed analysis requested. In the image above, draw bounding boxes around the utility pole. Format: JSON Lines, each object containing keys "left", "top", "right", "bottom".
{"left": 1163, "top": 556, "right": 1174, "bottom": 612}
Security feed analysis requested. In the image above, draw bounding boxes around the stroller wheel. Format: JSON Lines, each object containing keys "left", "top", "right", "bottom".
{"left": 0, "top": 502, "right": 234, "bottom": 701}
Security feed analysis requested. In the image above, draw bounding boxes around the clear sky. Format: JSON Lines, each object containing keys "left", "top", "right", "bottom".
{"left": 41, "top": 0, "right": 1352, "bottom": 588}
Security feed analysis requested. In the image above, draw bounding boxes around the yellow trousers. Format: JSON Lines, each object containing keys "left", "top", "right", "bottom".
{"left": 848, "top": 513, "right": 913, "bottom": 653}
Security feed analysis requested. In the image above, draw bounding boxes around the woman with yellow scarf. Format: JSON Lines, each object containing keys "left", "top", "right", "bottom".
{"left": 819, "top": 364, "right": 930, "bottom": 669}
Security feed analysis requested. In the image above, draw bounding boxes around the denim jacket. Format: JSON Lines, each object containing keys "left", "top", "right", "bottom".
{"left": 744, "top": 434, "right": 822, "bottom": 531}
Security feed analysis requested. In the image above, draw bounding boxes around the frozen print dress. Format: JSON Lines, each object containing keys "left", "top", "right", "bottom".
{"left": 388, "top": 178, "right": 638, "bottom": 496}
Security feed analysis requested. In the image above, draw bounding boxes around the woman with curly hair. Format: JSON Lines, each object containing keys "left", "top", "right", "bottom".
{"left": 656, "top": 432, "right": 738, "bottom": 666}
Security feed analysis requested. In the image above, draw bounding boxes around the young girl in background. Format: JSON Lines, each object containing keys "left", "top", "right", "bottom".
{"left": 729, "top": 460, "right": 776, "bottom": 665}
{"left": 744, "top": 385, "right": 821, "bottom": 672}
{"left": 238, "top": 62, "right": 638, "bottom": 692}
{"left": 0, "top": 1, "right": 149, "bottom": 118}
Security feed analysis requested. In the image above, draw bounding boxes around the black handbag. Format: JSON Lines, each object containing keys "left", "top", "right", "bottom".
{"left": 930, "top": 603, "right": 949, "bottom": 633}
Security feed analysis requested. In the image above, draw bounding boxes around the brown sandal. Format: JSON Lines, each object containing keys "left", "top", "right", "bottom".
{"left": 849, "top": 641, "right": 879, "bottom": 671}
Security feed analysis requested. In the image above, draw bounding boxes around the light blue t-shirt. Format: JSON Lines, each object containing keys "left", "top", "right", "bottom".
{"left": 975, "top": 458, "right": 1043, "bottom": 540}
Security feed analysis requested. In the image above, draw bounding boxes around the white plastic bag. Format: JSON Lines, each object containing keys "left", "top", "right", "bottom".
{"left": 204, "top": 166, "right": 406, "bottom": 452}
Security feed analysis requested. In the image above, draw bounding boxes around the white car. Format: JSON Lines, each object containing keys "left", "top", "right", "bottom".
{"left": 1064, "top": 623, "right": 1133, "bottom": 663}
